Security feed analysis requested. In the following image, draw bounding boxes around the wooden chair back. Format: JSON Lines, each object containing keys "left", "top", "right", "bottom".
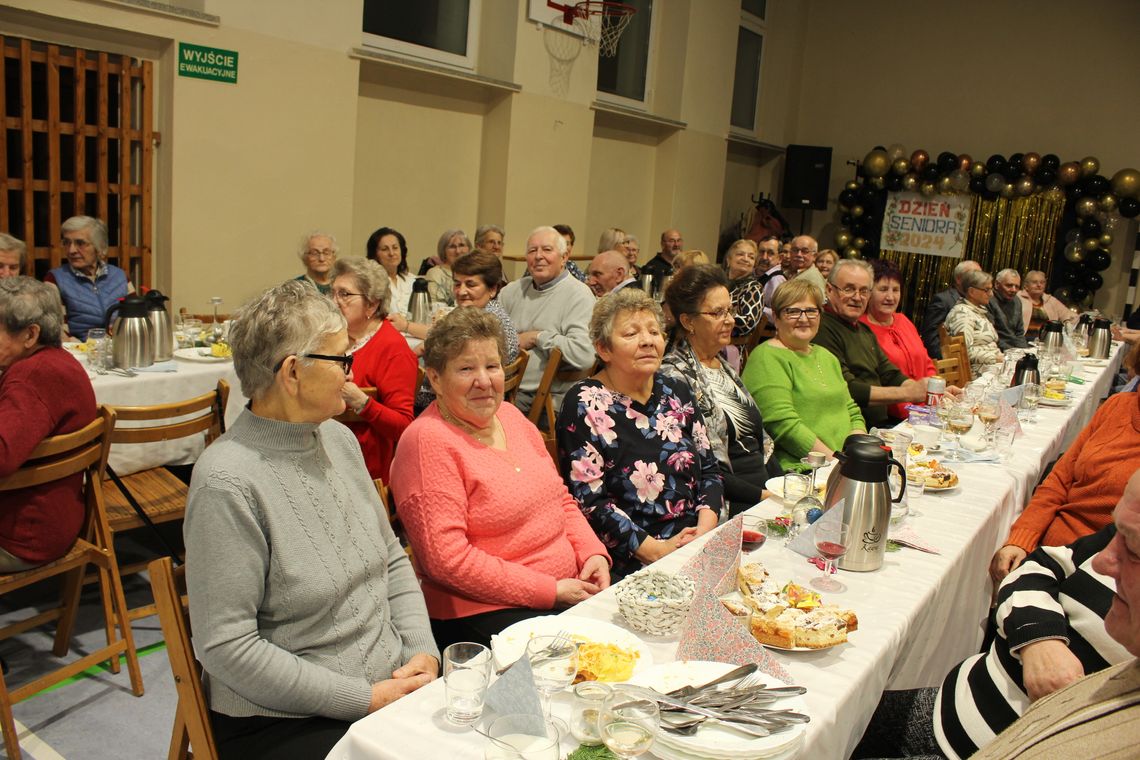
{"left": 943, "top": 341, "right": 972, "bottom": 383}
{"left": 109, "top": 380, "right": 229, "bottom": 446}
{"left": 527, "top": 348, "right": 600, "bottom": 432}
{"left": 0, "top": 407, "right": 143, "bottom": 759}
{"left": 148, "top": 557, "right": 218, "bottom": 760}
{"left": 178, "top": 308, "right": 229, "bottom": 324}
{"left": 934, "top": 357, "right": 965, "bottom": 388}
{"left": 503, "top": 349, "right": 530, "bottom": 405}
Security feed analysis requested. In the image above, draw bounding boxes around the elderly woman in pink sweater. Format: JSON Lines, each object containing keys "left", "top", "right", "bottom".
{"left": 390, "top": 308, "right": 610, "bottom": 649}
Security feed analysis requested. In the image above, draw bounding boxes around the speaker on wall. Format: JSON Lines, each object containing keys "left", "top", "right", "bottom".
{"left": 782, "top": 144, "right": 832, "bottom": 210}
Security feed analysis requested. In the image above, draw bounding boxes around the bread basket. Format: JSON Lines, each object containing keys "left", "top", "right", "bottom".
{"left": 616, "top": 570, "right": 695, "bottom": 636}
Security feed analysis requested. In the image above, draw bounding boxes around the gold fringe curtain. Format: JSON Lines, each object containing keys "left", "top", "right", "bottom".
{"left": 881, "top": 192, "right": 1065, "bottom": 331}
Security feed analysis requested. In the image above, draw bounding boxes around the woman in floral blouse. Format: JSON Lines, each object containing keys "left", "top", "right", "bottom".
{"left": 556, "top": 288, "right": 723, "bottom": 580}
{"left": 945, "top": 269, "right": 1003, "bottom": 377}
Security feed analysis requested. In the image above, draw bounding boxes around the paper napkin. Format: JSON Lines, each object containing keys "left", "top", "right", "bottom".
{"left": 484, "top": 655, "right": 544, "bottom": 723}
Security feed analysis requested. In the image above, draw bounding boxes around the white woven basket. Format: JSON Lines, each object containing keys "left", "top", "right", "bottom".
{"left": 616, "top": 570, "right": 695, "bottom": 636}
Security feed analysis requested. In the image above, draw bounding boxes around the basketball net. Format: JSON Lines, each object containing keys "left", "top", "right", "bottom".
{"left": 542, "top": 20, "right": 585, "bottom": 97}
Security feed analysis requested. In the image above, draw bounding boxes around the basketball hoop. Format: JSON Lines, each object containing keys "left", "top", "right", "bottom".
{"left": 547, "top": 0, "right": 636, "bottom": 57}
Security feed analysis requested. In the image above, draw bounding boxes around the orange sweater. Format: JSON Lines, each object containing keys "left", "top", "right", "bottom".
{"left": 1006, "top": 392, "right": 1140, "bottom": 553}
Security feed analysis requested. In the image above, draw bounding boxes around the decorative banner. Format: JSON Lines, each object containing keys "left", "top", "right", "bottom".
{"left": 880, "top": 191, "right": 971, "bottom": 258}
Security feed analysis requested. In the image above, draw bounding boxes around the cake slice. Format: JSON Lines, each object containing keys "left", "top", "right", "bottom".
{"left": 749, "top": 608, "right": 803, "bottom": 648}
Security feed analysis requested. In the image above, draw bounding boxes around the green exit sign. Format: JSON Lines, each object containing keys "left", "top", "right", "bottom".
{"left": 178, "top": 42, "right": 238, "bottom": 84}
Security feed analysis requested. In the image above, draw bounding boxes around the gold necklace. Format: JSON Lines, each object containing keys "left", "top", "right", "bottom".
{"left": 438, "top": 403, "right": 520, "bottom": 472}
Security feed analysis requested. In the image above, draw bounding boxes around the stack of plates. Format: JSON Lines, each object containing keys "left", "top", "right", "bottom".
{"left": 628, "top": 661, "right": 808, "bottom": 760}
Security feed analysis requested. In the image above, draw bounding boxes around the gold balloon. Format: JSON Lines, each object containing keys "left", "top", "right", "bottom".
{"left": 1080, "top": 156, "right": 1100, "bottom": 176}
{"left": 853, "top": 237, "right": 866, "bottom": 250}
{"left": 844, "top": 246, "right": 860, "bottom": 259}
{"left": 970, "top": 161, "right": 986, "bottom": 177}
{"left": 869, "top": 176, "right": 885, "bottom": 189}
{"left": 1100, "top": 233, "right": 1114, "bottom": 247}
{"left": 1076, "top": 197, "right": 1098, "bottom": 217}
{"left": 892, "top": 158, "right": 910, "bottom": 175}
{"left": 845, "top": 180, "right": 860, "bottom": 191}
{"left": 1098, "top": 193, "right": 1118, "bottom": 212}
{"left": 835, "top": 230, "right": 852, "bottom": 248}
{"left": 937, "top": 176, "right": 953, "bottom": 193}
{"left": 958, "top": 154, "right": 973, "bottom": 172}
{"left": 1016, "top": 177, "right": 1035, "bottom": 196}
{"left": 863, "top": 149, "right": 891, "bottom": 178}
{"left": 1045, "top": 187, "right": 1066, "bottom": 203}
{"left": 852, "top": 205, "right": 865, "bottom": 217}
{"left": 1111, "top": 169, "right": 1140, "bottom": 199}
{"left": 920, "top": 181, "right": 936, "bottom": 196}
{"left": 902, "top": 174, "right": 919, "bottom": 191}
{"left": 887, "top": 143, "right": 907, "bottom": 162}
{"left": 1058, "top": 162, "right": 1081, "bottom": 185}
{"left": 1064, "top": 242, "right": 1085, "bottom": 263}
{"left": 1000, "top": 183, "right": 1017, "bottom": 199}
{"left": 1083, "top": 236, "right": 1100, "bottom": 251}
{"left": 1022, "top": 152, "right": 1041, "bottom": 175}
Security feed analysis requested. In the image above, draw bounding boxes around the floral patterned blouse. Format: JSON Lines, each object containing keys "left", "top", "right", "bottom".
{"left": 556, "top": 374, "right": 724, "bottom": 580}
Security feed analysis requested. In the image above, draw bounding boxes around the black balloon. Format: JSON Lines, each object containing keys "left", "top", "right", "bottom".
{"left": 1062, "top": 267, "right": 1081, "bottom": 284}
{"left": 1066, "top": 184, "right": 1086, "bottom": 201}
{"left": 1081, "top": 219, "right": 1103, "bottom": 238}
{"left": 1035, "top": 169, "right": 1056, "bottom": 186}
{"left": 986, "top": 154, "right": 1007, "bottom": 174}
{"left": 841, "top": 214, "right": 854, "bottom": 225}
{"left": 839, "top": 189, "right": 857, "bottom": 208}
{"left": 857, "top": 185, "right": 877, "bottom": 205}
{"left": 1005, "top": 153, "right": 1024, "bottom": 180}
{"left": 1120, "top": 197, "right": 1140, "bottom": 218}
{"left": 1087, "top": 250, "right": 1112, "bottom": 272}
{"left": 850, "top": 220, "right": 867, "bottom": 236}
{"left": 937, "top": 152, "right": 958, "bottom": 173}
{"left": 1041, "top": 153, "right": 1060, "bottom": 171}
{"left": 1082, "top": 271, "right": 1104, "bottom": 290}
{"left": 887, "top": 174, "right": 903, "bottom": 191}
{"left": 921, "top": 165, "right": 940, "bottom": 181}
{"left": 969, "top": 177, "right": 986, "bottom": 194}
{"left": 1071, "top": 286, "right": 1090, "bottom": 302}
{"left": 1086, "top": 175, "right": 1110, "bottom": 195}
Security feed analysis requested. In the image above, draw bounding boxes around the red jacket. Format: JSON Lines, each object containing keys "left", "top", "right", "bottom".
{"left": 344, "top": 320, "right": 417, "bottom": 484}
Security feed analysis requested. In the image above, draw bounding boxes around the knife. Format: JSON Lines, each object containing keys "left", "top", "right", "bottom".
{"left": 665, "top": 662, "right": 758, "bottom": 698}
{"left": 625, "top": 685, "right": 808, "bottom": 731}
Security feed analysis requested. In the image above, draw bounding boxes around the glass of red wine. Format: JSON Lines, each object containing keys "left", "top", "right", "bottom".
{"left": 811, "top": 522, "right": 850, "bottom": 592}
{"left": 741, "top": 514, "right": 768, "bottom": 551}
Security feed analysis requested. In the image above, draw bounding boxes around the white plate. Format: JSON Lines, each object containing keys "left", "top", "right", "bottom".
{"left": 1081, "top": 358, "right": 1111, "bottom": 367}
{"left": 629, "top": 660, "right": 808, "bottom": 759}
{"left": 764, "top": 474, "right": 828, "bottom": 504}
{"left": 173, "top": 347, "right": 230, "bottom": 363}
{"left": 652, "top": 734, "right": 802, "bottom": 760}
{"left": 490, "top": 616, "right": 652, "bottom": 679}
{"left": 1038, "top": 396, "right": 1071, "bottom": 408}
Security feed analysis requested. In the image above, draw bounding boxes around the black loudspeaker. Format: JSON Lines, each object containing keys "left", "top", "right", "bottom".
{"left": 782, "top": 144, "right": 832, "bottom": 210}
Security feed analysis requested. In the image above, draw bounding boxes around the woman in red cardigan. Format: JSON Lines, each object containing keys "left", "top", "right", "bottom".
{"left": 990, "top": 390, "right": 1140, "bottom": 583}
{"left": 331, "top": 257, "right": 417, "bottom": 484}
{"left": 859, "top": 258, "right": 937, "bottom": 421}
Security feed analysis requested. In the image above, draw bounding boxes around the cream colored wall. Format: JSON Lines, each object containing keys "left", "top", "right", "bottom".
{"left": 585, "top": 125, "right": 657, "bottom": 255}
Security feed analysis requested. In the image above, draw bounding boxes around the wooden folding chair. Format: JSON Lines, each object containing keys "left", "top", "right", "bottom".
{"left": 0, "top": 407, "right": 144, "bottom": 759}
{"left": 934, "top": 357, "right": 965, "bottom": 387}
{"left": 148, "top": 557, "right": 217, "bottom": 760}
{"left": 103, "top": 380, "right": 229, "bottom": 619}
{"left": 526, "top": 348, "right": 599, "bottom": 432}
{"left": 943, "top": 340, "right": 973, "bottom": 384}
{"left": 503, "top": 348, "right": 530, "bottom": 406}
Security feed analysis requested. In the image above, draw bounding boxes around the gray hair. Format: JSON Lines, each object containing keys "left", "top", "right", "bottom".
{"left": 624, "top": 234, "right": 639, "bottom": 247}
{"left": 61, "top": 216, "right": 108, "bottom": 258}
{"left": 422, "top": 306, "right": 506, "bottom": 374}
{"left": 297, "top": 230, "right": 339, "bottom": 261}
{"left": 1025, "top": 270, "right": 1046, "bottom": 284}
{"left": 332, "top": 257, "right": 391, "bottom": 318}
{"left": 0, "top": 232, "right": 27, "bottom": 269}
{"left": 961, "top": 269, "right": 993, "bottom": 292}
{"left": 528, "top": 225, "right": 568, "bottom": 256}
{"left": 995, "top": 268, "right": 1021, "bottom": 284}
{"left": 228, "top": 280, "right": 346, "bottom": 401}
{"left": 436, "top": 229, "right": 472, "bottom": 260}
{"left": 474, "top": 224, "right": 504, "bottom": 246}
{"left": 952, "top": 259, "right": 980, "bottom": 289}
{"left": 597, "top": 227, "right": 626, "bottom": 253}
{"left": 590, "top": 287, "right": 664, "bottom": 350}
{"left": 828, "top": 258, "right": 874, "bottom": 285}
{"left": 0, "top": 276, "right": 64, "bottom": 347}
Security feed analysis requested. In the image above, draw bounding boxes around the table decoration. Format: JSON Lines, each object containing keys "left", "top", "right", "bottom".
{"left": 616, "top": 571, "right": 694, "bottom": 636}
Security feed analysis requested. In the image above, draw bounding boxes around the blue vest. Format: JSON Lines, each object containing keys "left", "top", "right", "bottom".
{"left": 50, "top": 263, "right": 129, "bottom": 341}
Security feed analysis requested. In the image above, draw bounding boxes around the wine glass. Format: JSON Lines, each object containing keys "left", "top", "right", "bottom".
{"left": 811, "top": 521, "right": 849, "bottom": 592}
{"left": 209, "top": 296, "right": 225, "bottom": 343}
{"left": 946, "top": 404, "right": 974, "bottom": 461}
{"left": 1020, "top": 383, "right": 1041, "bottom": 424}
{"left": 182, "top": 318, "right": 203, "bottom": 347}
{"left": 936, "top": 394, "right": 955, "bottom": 442}
{"left": 976, "top": 399, "right": 999, "bottom": 447}
{"left": 526, "top": 635, "right": 578, "bottom": 731}
{"left": 600, "top": 688, "right": 659, "bottom": 759}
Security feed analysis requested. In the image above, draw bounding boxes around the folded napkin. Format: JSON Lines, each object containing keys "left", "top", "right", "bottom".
{"left": 484, "top": 655, "right": 544, "bottom": 723}
{"left": 787, "top": 501, "right": 845, "bottom": 559}
{"left": 134, "top": 361, "right": 178, "bottom": 373}
{"left": 888, "top": 525, "right": 941, "bottom": 554}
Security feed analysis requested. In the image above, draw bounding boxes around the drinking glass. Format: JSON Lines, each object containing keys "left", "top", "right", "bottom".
{"left": 936, "top": 394, "right": 955, "bottom": 441}
{"left": 570, "top": 681, "right": 611, "bottom": 746}
{"left": 946, "top": 405, "right": 974, "bottom": 461}
{"left": 1020, "top": 383, "right": 1041, "bottom": 424}
{"left": 173, "top": 317, "right": 189, "bottom": 349}
{"left": 811, "top": 521, "right": 849, "bottom": 592}
{"left": 741, "top": 514, "right": 768, "bottom": 551}
{"left": 976, "top": 399, "right": 999, "bottom": 447}
{"left": 443, "top": 642, "right": 491, "bottom": 726}
{"left": 526, "top": 636, "right": 578, "bottom": 730}
{"left": 484, "top": 714, "right": 560, "bottom": 760}
{"left": 86, "top": 328, "right": 108, "bottom": 369}
{"left": 993, "top": 428, "right": 1016, "bottom": 463}
{"left": 599, "top": 689, "right": 659, "bottom": 759}
{"left": 782, "top": 472, "right": 810, "bottom": 506}
{"left": 182, "top": 318, "right": 203, "bottom": 346}
{"left": 903, "top": 470, "right": 925, "bottom": 520}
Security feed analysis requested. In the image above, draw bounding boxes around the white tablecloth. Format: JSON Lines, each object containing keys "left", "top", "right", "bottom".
{"left": 86, "top": 356, "right": 247, "bottom": 475}
{"left": 328, "top": 345, "right": 1128, "bottom": 760}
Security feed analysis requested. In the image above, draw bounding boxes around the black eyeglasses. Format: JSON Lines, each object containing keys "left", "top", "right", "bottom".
{"left": 782, "top": 307, "right": 821, "bottom": 320}
{"left": 273, "top": 353, "right": 354, "bottom": 374}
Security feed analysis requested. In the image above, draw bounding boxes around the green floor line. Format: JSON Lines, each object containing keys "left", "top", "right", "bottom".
{"left": 31, "top": 639, "right": 168, "bottom": 698}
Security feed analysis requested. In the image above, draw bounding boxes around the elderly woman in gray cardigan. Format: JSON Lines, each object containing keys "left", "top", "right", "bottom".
{"left": 184, "top": 281, "right": 439, "bottom": 760}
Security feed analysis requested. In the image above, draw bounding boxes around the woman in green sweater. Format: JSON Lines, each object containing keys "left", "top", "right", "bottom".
{"left": 742, "top": 278, "right": 865, "bottom": 468}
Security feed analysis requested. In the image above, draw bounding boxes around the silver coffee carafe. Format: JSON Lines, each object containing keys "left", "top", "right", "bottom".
{"left": 408, "top": 278, "right": 432, "bottom": 325}
{"left": 823, "top": 438, "right": 905, "bottom": 572}
{"left": 144, "top": 290, "right": 174, "bottom": 361}
{"left": 1087, "top": 317, "right": 1113, "bottom": 360}
{"left": 1040, "top": 320, "right": 1065, "bottom": 353}
{"left": 104, "top": 294, "right": 154, "bottom": 369}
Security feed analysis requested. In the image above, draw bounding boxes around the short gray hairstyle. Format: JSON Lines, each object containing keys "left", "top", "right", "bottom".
{"left": 423, "top": 306, "right": 506, "bottom": 374}
{"left": 332, "top": 257, "right": 391, "bottom": 318}
{"left": 597, "top": 227, "right": 626, "bottom": 253}
{"left": 1025, "top": 270, "right": 1047, "bottom": 284}
{"left": 590, "top": 287, "right": 664, "bottom": 350}
{"left": 297, "top": 230, "right": 339, "bottom": 261}
{"left": 0, "top": 232, "right": 27, "bottom": 269}
{"left": 228, "top": 280, "right": 346, "bottom": 401}
{"left": 828, "top": 257, "right": 874, "bottom": 285}
{"left": 961, "top": 269, "right": 993, "bottom": 293}
{"left": 952, "top": 259, "right": 981, "bottom": 288}
{"left": 995, "top": 268, "right": 1021, "bottom": 284}
{"left": 474, "top": 224, "right": 504, "bottom": 246}
{"left": 437, "top": 229, "right": 472, "bottom": 260}
{"left": 528, "top": 226, "right": 568, "bottom": 256}
{"left": 0, "top": 276, "right": 65, "bottom": 347}
{"left": 61, "top": 216, "right": 108, "bottom": 258}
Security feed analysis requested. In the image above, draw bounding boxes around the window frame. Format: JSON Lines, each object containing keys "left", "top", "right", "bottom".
{"left": 728, "top": 6, "right": 767, "bottom": 136}
{"left": 361, "top": 0, "right": 482, "bottom": 72}
{"left": 594, "top": 0, "right": 658, "bottom": 111}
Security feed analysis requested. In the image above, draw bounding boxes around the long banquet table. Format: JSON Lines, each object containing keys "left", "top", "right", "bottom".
{"left": 328, "top": 344, "right": 1128, "bottom": 760}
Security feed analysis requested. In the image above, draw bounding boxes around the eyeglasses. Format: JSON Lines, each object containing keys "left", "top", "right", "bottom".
{"left": 306, "top": 249, "right": 336, "bottom": 259}
{"left": 273, "top": 352, "right": 354, "bottom": 374}
{"left": 62, "top": 237, "right": 93, "bottom": 249}
{"left": 831, "top": 285, "right": 871, "bottom": 298}
{"left": 331, "top": 289, "right": 365, "bottom": 302}
{"left": 781, "top": 307, "right": 821, "bottom": 320}
{"left": 695, "top": 307, "right": 736, "bottom": 321}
